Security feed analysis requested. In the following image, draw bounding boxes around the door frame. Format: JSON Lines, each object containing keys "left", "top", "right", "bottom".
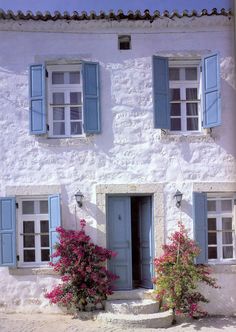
{"left": 95, "top": 183, "right": 164, "bottom": 287}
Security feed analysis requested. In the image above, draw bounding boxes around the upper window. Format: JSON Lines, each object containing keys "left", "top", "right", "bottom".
{"left": 47, "top": 65, "right": 83, "bottom": 137}
{"left": 29, "top": 62, "right": 101, "bottom": 137}
{"left": 207, "top": 196, "right": 235, "bottom": 262}
{"left": 169, "top": 60, "right": 201, "bottom": 132}
{"left": 153, "top": 54, "right": 221, "bottom": 133}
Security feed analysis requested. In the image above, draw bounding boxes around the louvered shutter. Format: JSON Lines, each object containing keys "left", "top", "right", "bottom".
{"left": 152, "top": 56, "right": 170, "bottom": 129}
{"left": 29, "top": 64, "right": 46, "bottom": 134}
{"left": 202, "top": 53, "right": 221, "bottom": 128}
{"left": 48, "top": 194, "right": 61, "bottom": 260}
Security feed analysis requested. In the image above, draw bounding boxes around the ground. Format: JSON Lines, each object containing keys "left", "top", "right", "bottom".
{"left": 0, "top": 313, "right": 236, "bottom": 332}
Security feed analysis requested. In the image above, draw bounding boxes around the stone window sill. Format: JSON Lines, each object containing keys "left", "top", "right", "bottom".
{"left": 9, "top": 267, "right": 58, "bottom": 276}
{"left": 159, "top": 129, "right": 214, "bottom": 143}
{"left": 36, "top": 135, "right": 94, "bottom": 147}
{"left": 208, "top": 263, "right": 236, "bottom": 274}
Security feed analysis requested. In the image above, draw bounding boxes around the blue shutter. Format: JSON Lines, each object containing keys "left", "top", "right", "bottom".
{"left": 0, "top": 198, "right": 16, "bottom": 267}
{"left": 48, "top": 194, "right": 61, "bottom": 260}
{"left": 193, "top": 192, "right": 208, "bottom": 264}
{"left": 82, "top": 62, "right": 101, "bottom": 134}
{"left": 152, "top": 56, "right": 170, "bottom": 129}
{"left": 29, "top": 64, "right": 46, "bottom": 134}
{"left": 202, "top": 53, "right": 221, "bottom": 128}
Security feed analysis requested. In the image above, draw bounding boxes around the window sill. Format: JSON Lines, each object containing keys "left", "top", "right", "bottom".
{"left": 36, "top": 135, "right": 94, "bottom": 147}
{"left": 9, "top": 267, "right": 58, "bottom": 276}
{"left": 160, "top": 129, "right": 214, "bottom": 143}
{"left": 208, "top": 262, "right": 236, "bottom": 274}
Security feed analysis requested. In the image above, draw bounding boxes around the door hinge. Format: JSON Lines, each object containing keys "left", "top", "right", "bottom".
{"left": 15, "top": 202, "right": 19, "bottom": 209}
{"left": 17, "top": 255, "right": 19, "bottom": 261}
{"left": 47, "top": 124, "right": 49, "bottom": 131}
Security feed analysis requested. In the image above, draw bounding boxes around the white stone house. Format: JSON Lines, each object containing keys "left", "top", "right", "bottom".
{"left": 0, "top": 8, "right": 235, "bottom": 315}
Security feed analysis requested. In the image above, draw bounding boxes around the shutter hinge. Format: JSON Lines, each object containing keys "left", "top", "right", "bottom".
{"left": 200, "top": 66, "right": 202, "bottom": 72}
{"left": 234, "top": 199, "right": 236, "bottom": 205}
{"left": 45, "top": 69, "right": 48, "bottom": 78}
{"left": 15, "top": 202, "right": 19, "bottom": 209}
{"left": 47, "top": 124, "right": 49, "bottom": 131}
{"left": 17, "top": 255, "right": 19, "bottom": 261}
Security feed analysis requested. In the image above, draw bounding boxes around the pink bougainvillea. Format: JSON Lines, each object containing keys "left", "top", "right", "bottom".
{"left": 153, "top": 222, "right": 219, "bottom": 319}
{"left": 45, "top": 219, "right": 118, "bottom": 311}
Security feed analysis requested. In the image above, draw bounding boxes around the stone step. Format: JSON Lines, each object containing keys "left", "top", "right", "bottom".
{"left": 97, "top": 310, "right": 173, "bottom": 329}
{"left": 108, "top": 288, "right": 153, "bottom": 300}
{"left": 105, "top": 299, "right": 159, "bottom": 315}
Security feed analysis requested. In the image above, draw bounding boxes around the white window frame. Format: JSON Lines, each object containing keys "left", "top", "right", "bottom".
{"left": 17, "top": 196, "right": 50, "bottom": 267}
{"left": 169, "top": 59, "right": 202, "bottom": 134}
{"left": 47, "top": 64, "right": 84, "bottom": 138}
{"left": 207, "top": 194, "right": 236, "bottom": 264}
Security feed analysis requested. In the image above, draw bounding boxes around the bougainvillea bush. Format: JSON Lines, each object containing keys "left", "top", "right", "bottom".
{"left": 45, "top": 219, "right": 118, "bottom": 311}
{"left": 153, "top": 222, "right": 219, "bottom": 319}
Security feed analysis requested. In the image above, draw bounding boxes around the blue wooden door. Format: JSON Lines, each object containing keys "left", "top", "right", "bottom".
{"left": 107, "top": 196, "right": 132, "bottom": 290}
{"left": 139, "top": 196, "right": 153, "bottom": 288}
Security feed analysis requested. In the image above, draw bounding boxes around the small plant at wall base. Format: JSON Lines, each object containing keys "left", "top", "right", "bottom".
{"left": 45, "top": 219, "right": 118, "bottom": 312}
{"left": 153, "top": 222, "right": 219, "bottom": 322}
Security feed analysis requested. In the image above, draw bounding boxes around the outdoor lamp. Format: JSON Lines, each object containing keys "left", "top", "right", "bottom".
{"left": 75, "top": 190, "right": 84, "bottom": 207}
{"left": 174, "top": 190, "right": 183, "bottom": 208}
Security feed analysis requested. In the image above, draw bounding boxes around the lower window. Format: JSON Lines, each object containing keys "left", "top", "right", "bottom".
{"left": 18, "top": 198, "right": 50, "bottom": 266}
{"left": 207, "top": 196, "right": 235, "bottom": 262}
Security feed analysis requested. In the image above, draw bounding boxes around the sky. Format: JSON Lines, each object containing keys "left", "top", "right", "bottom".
{"left": 0, "top": 0, "right": 233, "bottom": 13}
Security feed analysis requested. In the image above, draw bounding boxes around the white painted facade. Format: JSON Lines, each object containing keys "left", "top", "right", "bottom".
{"left": 0, "top": 14, "right": 235, "bottom": 314}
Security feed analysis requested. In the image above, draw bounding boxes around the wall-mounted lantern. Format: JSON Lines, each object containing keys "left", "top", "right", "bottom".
{"left": 75, "top": 190, "right": 84, "bottom": 208}
{"left": 174, "top": 190, "right": 183, "bottom": 208}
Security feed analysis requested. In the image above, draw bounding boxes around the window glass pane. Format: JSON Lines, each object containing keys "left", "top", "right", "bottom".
{"left": 208, "top": 218, "right": 216, "bottom": 231}
{"left": 22, "top": 201, "right": 34, "bottom": 214}
{"left": 222, "top": 232, "right": 233, "bottom": 245}
{"left": 53, "top": 122, "right": 65, "bottom": 135}
{"left": 186, "top": 88, "right": 197, "bottom": 100}
{"left": 208, "top": 247, "right": 217, "bottom": 259}
{"left": 24, "top": 235, "right": 35, "bottom": 248}
{"left": 53, "top": 107, "right": 65, "bottom": 121}
{"left": 170, "top": 103, "right": 181, "bottom": 116}
{"left": 40, "top": 220, "right": 49, "bottom": 233}
{"left": 53, "top": 93, "right": 64, "bottom": 105}
{"left": 41, "top": 249, "right": 50, "bottom": 261}
{"left": 208, "top": 232, "right": 217, "bottom": 245}
{"left": 169, "top": 68, "right": 180, "bottom": 80}
{"left": 70, "top": 92, "right": 81, "bottom": 105}
{"left": 223, "top": 246, "right": 233, "bottom": 259}
{"left": 24, "top": 250, "right": 35, "bottom": 262}
{"left": 187, "top": 118, "right": 198, "bottom": 131}
{"left": 70, "top": 107, "right": 82, "bottom": 120}
{"left": 52, "top": 72, "right": 64, "bottom": 84}
{"left": 71, "top": 122, "right": 82, "bottom": 135}
{"left": 23, "top": 221, "right": 34, "bottom": 233}
{"left": 170, "top": 89, "right": 180, "bottom": 101}
{"left": 222, "top": 218, "right": 232, "bottom": 230}
{"left": 69, "top": 72, "right": 80, "bottom": 84}
{"left": 170, "top": 118, "right": 181, "bottom": 131}
{"left": 41, "top": 235, "right": 49, "bottom": 247}
{"left": 221, "top": 200, "right": 232, "bottom": 212}
{"left": 40, "top": 201, "right": 48, "bottom": 214}
{"left": 207, "top": 201, "right": 216, "bottom": 212}
{"left": 185, "top": 67, "right": 197, "bottom": 80}
{"left": 186, "top": 103, "right": 198, "bottom": 116}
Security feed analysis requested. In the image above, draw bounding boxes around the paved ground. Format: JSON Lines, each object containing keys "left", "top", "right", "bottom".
{"left": 1, "top": 313, "right": 236, "bottom": 332}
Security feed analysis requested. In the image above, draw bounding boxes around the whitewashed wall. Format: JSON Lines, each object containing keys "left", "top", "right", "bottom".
{"left": 0, "top": 16, "right": 235, "bottom": 314}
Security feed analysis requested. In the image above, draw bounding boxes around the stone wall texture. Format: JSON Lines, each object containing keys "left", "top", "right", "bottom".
{"left": 0, "top": 16, "right": 235, "bottom": 314}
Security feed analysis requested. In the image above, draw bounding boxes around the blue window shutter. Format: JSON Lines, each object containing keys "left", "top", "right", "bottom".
{"left": 0, "top": 197, "right": 16, "bottom": 267}
{"left": 82, "top": 62, "right": 101, "bottom": 134}
{"left": 29, "top": 64, "right": 46, "bottom": 134}
{"left": 193, "top": 192, "right": 208, "bottom": 264}
{"left": 202, "top": 53, "right": 221, "bottom": 128}
{"left": 48, "top": 194, "right": 61, "bottom": 260}
{"left": 152, "top": 56, "right": 170, "bottom": 129}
